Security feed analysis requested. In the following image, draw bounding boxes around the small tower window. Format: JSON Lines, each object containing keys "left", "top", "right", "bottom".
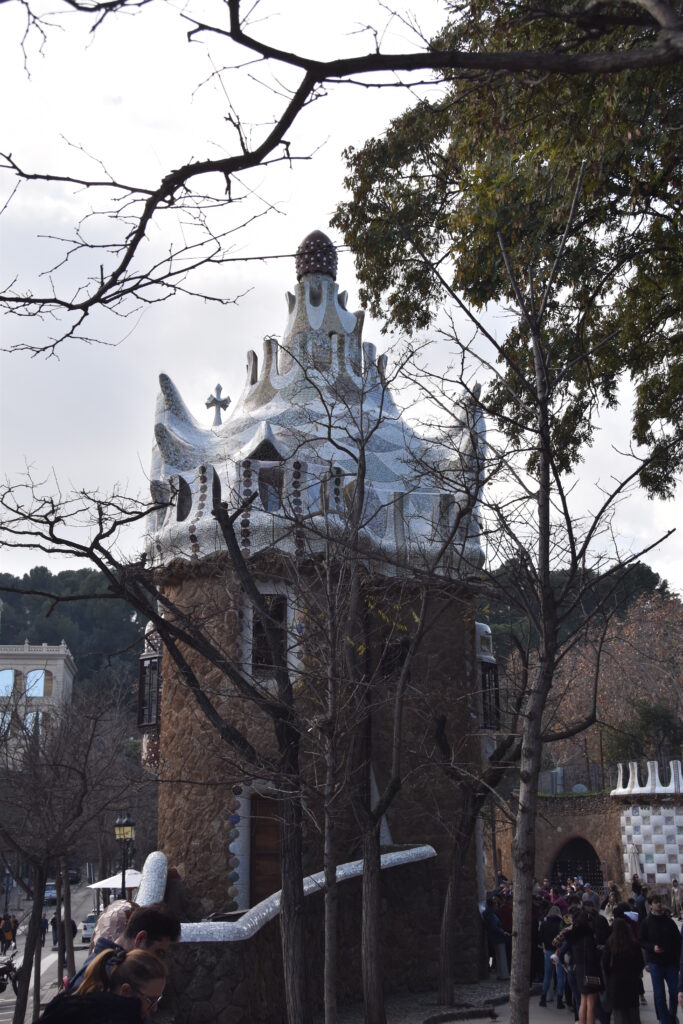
{"left": 252, "top": 595, "right": 287, "bottom": 676}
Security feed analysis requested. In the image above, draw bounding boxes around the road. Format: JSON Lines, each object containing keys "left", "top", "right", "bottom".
{"left": 0, "top": 882, "right": 99, "bottom": 1024}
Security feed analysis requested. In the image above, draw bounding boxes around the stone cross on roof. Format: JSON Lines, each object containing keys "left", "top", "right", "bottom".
{"left": 206, "top": 383, "right": 230, "bottom": 426}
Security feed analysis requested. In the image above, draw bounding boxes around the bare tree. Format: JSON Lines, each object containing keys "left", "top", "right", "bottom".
{"left": 1, "top": 0, "right": 681, "bottom": 353}
{"left": 0, "top": 684, "right": 147, "bottom": 1024}
{"left": 391, "top": 166, "right": 675, "bottom": 1023}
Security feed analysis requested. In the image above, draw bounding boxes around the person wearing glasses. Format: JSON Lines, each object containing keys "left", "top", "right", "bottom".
{"left": 39, "top": 949, "right": 167, "bottom": 1023}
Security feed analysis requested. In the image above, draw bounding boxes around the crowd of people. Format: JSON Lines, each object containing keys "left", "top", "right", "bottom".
{"left": 37, "top": 902, "right": 180, "bottom": 1024}
{"left": 483, "top": 873, "right": 683, "bottom": 1024}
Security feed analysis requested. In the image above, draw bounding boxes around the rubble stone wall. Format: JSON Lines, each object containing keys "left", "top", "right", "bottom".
{"left": 164, "top": 859, "right": 483, "bottom": 1024}
{"left": 492, "top": 794, "right": 625, "bottom": 888}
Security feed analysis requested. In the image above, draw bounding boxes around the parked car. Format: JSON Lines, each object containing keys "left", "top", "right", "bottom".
{"left": 80, "top": 912, "right": 98, "bottom": 944}
{"left": 43, "top": 883, "right": 57, "bottom": 905}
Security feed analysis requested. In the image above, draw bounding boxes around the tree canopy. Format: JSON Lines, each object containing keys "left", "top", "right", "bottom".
{"left": 0, "top": 567, "right": 143, "bottom": 684}
{"left": 333, "top": 3, "right": 682, "bottom": 496}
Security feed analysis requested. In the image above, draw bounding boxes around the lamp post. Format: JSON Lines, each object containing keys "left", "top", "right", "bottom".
{"left": 3, "top": 867, "right": 10, "bottom": 915}
{"left": 114, "top": 812, "right": 135, "bottom": 899}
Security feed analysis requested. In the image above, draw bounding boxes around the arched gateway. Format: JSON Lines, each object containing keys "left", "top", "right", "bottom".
{"left": 552, "top": 837, "right": 602, "bottom": 887}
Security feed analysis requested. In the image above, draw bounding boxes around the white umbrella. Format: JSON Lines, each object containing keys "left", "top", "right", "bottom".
{"left": 88, "top": 869, "right": 142, "bottom": 890}
{"left": 626, "top": 844, "right": 641, "bottom": 880}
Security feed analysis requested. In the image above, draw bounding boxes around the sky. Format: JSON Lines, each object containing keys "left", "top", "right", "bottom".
{"left": 0, "top": 0, "right": 680, "bottom": 593}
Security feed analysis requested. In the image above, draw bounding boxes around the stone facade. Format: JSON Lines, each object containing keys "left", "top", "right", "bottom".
{"left": 491, "top": 794, "right": 625, "bottom": 888}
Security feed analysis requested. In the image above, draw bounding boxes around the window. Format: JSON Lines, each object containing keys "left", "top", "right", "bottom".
{"left": 0, "top": 708, "right": 11, "bottom": 736}
{"left": 138, "top": 656, "right": 161, "bottom": 729}
{"left": 25, "top": 710, "right": 44, "bottom": 736}
{"left": 481, "top": 662, "right": 500, "bottom": 730}
{"left": 258, "top": 466, "right": 283, "bottom": 512}
{"left": 252, "top": 595, "right": 287, "bottom": 676}
{"left": 0, "top": 669, "right": 14, "bottom": 697}
{"left": 26, "top": 669, "right": 46, "bottom": 697}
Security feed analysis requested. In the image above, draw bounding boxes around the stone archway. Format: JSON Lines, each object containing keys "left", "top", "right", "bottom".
{"left": 551, "top": 836, "right": 602, "bottom": 887}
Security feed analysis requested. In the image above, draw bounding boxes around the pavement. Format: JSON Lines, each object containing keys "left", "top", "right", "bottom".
{"left": 316, "top": 966, "right": 668, "bottom": 1024}
{"left": 0, "top": 882, "right": 99, "bottom": 1024}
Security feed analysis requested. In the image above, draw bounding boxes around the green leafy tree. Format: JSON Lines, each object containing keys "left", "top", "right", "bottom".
{"left": 604, "top": 698, "right": 683, "bottom": 765}
{"left": 333, "top": 4, "right": 682, "bottom": 496}
{"left": 0, "top": 568, "right": 143, "bottom": 686}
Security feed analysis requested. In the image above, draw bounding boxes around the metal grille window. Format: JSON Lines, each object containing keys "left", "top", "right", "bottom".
{"left": 481, "top": 661, "right": 500, "bottom": 730}
{"left": 138, "top": 656, "right": 161, "bottom": 728}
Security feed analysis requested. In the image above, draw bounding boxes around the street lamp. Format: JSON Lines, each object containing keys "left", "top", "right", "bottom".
{"left": 114, "top": 812, "right": 135, "bottom": 899}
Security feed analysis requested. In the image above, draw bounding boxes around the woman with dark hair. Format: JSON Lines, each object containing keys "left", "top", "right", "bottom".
{"left": 567, "top": 910, "right": 604, "bottom": 1024}
{"left": 39, "top": 949, "right": 167, "bottom": 1023}
{"left": 601, "top": 918, "right": 643, "bottom": 1024}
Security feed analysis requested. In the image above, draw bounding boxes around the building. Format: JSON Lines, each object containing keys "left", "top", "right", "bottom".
{"left": 0, "top": 639, "right": 76, "bottom": 739}
{"left": 141, "top": 231, "right": 491, "bottom": 1018}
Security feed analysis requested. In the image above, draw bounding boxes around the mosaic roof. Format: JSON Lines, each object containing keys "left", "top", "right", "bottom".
{"left": 145, "top": 232, "right": 485, "bottom": 574}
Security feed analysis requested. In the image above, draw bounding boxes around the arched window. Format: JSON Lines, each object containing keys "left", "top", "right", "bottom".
{"left": 0, "top": 669, "right": 14, "bottom": 697}
{"left": 26, "top": 669, "right": 46, "bottom": 697}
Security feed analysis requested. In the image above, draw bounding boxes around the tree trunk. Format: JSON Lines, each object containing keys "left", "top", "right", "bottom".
{"left": 323, "top": 782, "right": 338, "bottom": 1024}
{"left": 54, "top": 870, "right": 64, "bottom": 990}
{"left": 61, "top": 861, "right": 75, "bottom": 978}
{"left": 32, "top": 937, "right": 42, "bottom": 1023}
{"left": 279, "top": 790, "right": 311, "bottom": 1024}
{"left": 13, "top": 863, "right": 46, "bottom": 1024}
{"left": 508, "top": 674, "right": 548, "bottom": 1024}
{"left": 361, "top": 824, "right": 385, "bottom": 1024}
{"left": 438, "top": 788, "right": 476, "bottom": 1005}
{"left": 508, "top": 322, "right": 555, "bottom": 1024}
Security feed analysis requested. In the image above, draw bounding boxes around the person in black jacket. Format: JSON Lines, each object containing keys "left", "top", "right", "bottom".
{"left": 540, "top": 905, "right": 565, "bottom": 1007}
{"left": 40, "top": 948, "right": 167, "bottom": 1024}
{"left": 567, "top": 910, "right": 604, "bottom": 1024}
{"left": 602, "top": 918, "right": 643, "bottom": 1024}
{"left": 639, "top": 893, "right": 682, "bottom": 1024}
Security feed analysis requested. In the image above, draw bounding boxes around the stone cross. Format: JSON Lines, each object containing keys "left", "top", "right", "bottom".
{"left": 206, "top": 383, "right": 230, "bottom": 426}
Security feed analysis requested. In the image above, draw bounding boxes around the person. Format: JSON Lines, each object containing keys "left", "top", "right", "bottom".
{"left": 583, "top": 884, "right": 601, "bottom": 913}
{"left": 68, "top": 904, "right": 180, "bottom": 992}
{"left": 483, "top": 896, "right": 510, "bottom": 981}
{"left": 601, "top": 918, "right": 642, "bottom": 1024}
{"left": 40, "top": 948, "right": 167, "bottom": 1023}
{"left": 51, "top": 914, "right": 58, "bottom": 949}
{"left": 670, "top": 877, "right": 680, "bottom": 920}
{"left": 540, "top": 904, "right": 565, "bottom": 1008}
{"left": 41, "top": 913, "right": 49, "bottom": 947}
{"left": 0, "top": 914, "right": 12, "bottom": 955}
{"left": 551, "top": 885, "right": 569, "bottom": 915}
{"left": 638, "top": 892, "right": 681, "bottom": 1024}
{"left": 567, "top": 909, "right": 604, "bottom": 1024}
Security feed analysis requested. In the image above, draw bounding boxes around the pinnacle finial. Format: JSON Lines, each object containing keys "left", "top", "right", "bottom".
{"left": 295, "top": 230, "right": 337, "bottom": 280}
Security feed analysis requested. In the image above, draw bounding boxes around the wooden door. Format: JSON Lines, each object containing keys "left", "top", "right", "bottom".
{"left": 250, "top": 795, "right": 281, "bottom": 905}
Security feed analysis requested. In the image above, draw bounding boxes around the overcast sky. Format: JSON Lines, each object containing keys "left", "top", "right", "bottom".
{"left": 0, "top": 0, "right": 680, "bottom": 594}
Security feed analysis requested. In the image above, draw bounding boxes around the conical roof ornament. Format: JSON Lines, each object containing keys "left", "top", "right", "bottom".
{"left": 295, "top": 230, "right": 337, "bottom": 280}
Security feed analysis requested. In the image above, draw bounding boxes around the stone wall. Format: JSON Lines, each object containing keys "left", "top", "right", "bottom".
{"left": 493, "top": 793, "right": 625, "bottom": 887}
{"left": 156, "top": 559, "right": 486, "bottom": 993}
{"left": 164, "top": 859, "right": 483, "bottom": 1024}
